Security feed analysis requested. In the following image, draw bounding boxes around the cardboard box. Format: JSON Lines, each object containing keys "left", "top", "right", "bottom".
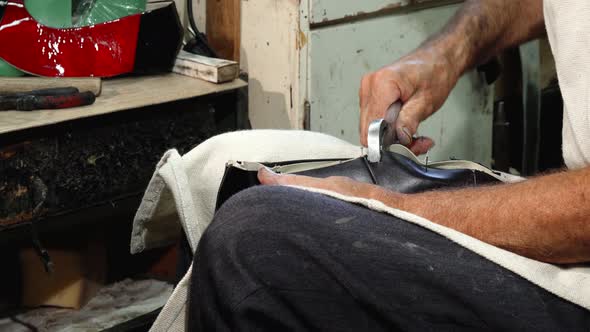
{"left": 20, "top": 242, "right": 105, "bottom": 309}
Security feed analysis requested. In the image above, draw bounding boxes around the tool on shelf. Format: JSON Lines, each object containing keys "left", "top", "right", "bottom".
{"left": 0, "top": 87, "right": 96, "bottom": 111}
{"left": 0, "top": 77, "right": 102, "bottom": 96}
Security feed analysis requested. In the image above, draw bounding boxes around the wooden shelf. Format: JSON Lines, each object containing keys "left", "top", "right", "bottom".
{"left": 0, "top": 74, "right": 246, "bottom": 135}
{"left": 0, "top": 75, "right": 244, "bottom": 231}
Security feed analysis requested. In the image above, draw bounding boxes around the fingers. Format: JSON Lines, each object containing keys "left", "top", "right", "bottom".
{"left": 409, "top": 136, "right": 435, "bottom": 155}
{"left": 258, "top": 168, "right": 403, "bottom": 205}
{"left": 359, "top": 74, "right": 372, "bottom": 111}
{"left": 258, "top": 168, "right": 326, "bottom": 189}
{"left": 384, "top": 102, "right": 402, "bottom": 125}
{"left": 258, "top": 167, "right": 278, "bottom": 185}
{"left": 394, "top": 96, "right": 430, "bottom": 146}
{"left": 258, "top": 168, "right": 347, "bottom": 194}
{"left": 358, "top": 53, "right": 451, "bottom": 149}
{"left": 359, "top": 70, "right": 436, "bottom": 154}
{"left": 359, "top": 72, "right": 401, "bottom": 147}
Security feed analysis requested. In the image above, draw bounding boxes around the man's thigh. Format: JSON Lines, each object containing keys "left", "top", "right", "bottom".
{"left": 190, "top": 186, "right": 590, "bottom": 331}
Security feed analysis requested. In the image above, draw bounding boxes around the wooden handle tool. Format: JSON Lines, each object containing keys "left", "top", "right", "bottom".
{"left": 0, "top": 77, "right": 102, "bottom": 96}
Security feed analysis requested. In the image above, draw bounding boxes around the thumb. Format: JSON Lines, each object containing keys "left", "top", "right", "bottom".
{"left": 394, "top": 97, "right": 430, "bottom": 146}
{"left": 258, "top": 167, "right": 280, "bottom": 185}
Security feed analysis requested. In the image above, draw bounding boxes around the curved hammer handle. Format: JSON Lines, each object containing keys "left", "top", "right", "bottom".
{"left": 367, "top": 102, "right": 402, "bottom": 163}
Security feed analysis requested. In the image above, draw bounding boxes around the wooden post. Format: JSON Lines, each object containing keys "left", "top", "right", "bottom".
{"left": 206, "top": 0, "right": 241, "bottom": 62}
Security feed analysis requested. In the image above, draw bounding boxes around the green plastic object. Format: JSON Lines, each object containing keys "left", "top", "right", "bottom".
{"left": 77, "top": 0, "right": 146, "bottom": 26}
{"left": 0, "top": 0, "right": 72, "bottom": 76}
{"left": 26, "top": 0, "right": 73, "bottom": 28}
{"left": 0, "top": 60, "right": 24, "bottom": 77}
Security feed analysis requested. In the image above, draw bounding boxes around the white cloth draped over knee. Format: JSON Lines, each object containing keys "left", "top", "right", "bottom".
{"left": 132, "top": 130, "right": 590, "bottom": 332}
{"left": 131, "top": 130, "right": 365, "bottom": 255}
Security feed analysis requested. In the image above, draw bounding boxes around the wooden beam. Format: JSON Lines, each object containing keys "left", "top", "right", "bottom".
{"left": 0, "top": 74, "right": 246, "bottom": 135}
{"left": 206, "top": 0, "right": 241, "bottom": 62}
{"left": 174, "top": 51, "right": 239, "bottom": 83}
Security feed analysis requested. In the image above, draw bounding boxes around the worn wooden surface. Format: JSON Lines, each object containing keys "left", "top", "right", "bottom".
{"left": 206, "top": 0, "right": 241, "bottom": 62}
{"left": 0, "top": 91, "right": 240, "bottom": 230}
{"left": 0, "top": 74, "right": 246, "bottom": 135}
{"left": 0, "top": 77, "right": 102, "bottom": 96}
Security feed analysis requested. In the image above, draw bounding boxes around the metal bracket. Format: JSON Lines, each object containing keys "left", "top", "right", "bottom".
{"left": 368, "top": 119, "right": 387, "bottom": 163}
{"left": 367, "top": 102, "right": 401, "bottom": 163}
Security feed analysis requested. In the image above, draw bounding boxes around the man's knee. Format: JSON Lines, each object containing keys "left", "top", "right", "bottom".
{"left": 194, "top": 186, "right": 321, "bottom": 303}
{"left": 198, "top": 186, "right": 307, "bottom": 259}
{"left": 210, "top": 185, "right": 303, "bottom": 229}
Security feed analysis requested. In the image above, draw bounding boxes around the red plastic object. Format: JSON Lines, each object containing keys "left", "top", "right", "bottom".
{"left": 0, "top": 0, "right": 141, "bottom": 77}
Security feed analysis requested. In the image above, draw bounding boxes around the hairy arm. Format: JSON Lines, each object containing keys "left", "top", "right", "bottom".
{"left": 260, "top": 167, "right": 590, "bottom": 264}
{"left": 391, "top": 168, "right": 590, "bottom": 264}
{"left": 434, "top": 0, "right": 546, "bottom": 75}
{"left": 360, "top": 0, "right": 546, "bottom": 149}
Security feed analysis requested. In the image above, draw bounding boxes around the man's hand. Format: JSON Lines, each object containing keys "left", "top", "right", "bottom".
{"left": 358, "top": 0, "right": 545, "bottom": 154}
{"left": 359, "top": 46, "right": 458, "bottom": 154}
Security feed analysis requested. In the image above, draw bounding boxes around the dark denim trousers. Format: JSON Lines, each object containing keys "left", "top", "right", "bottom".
{"left": 189, "top": 186, "right": 590, "bottom": 331}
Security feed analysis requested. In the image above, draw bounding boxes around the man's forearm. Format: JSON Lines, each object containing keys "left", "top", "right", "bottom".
{"left": 426, "top": 0, "right": 545, "bottom": 77}
{"left": 396, "top": 168, "right": 590, "bottom": 264}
